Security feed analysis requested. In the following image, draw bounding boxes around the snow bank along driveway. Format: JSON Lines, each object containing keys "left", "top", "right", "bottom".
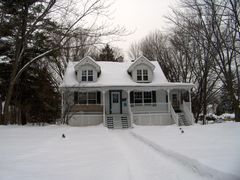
{"left": 0, "top": 123, "right": 239, "bottom": 180}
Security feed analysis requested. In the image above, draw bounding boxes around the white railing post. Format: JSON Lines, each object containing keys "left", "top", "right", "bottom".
{"left": 189, "top": 89, "right": 192, "bottom": 113}
{"left": 170, "top": 104, "right": 179, "bottom": 126}
{"left": 102, "top": 90, "right": 106, "bottom": 127}
{"left": 127, "top": 90, "right": 133, "bottom": 128}
{"left": 183, "top": 100, "right": 194, "bottom": 125}
{"left": 167, "top": 89, "right": 170, "bottom": 113}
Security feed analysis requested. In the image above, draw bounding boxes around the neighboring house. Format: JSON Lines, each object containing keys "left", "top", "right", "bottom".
{"left": 60, "top": 56, "right": 194, "bottom": 128}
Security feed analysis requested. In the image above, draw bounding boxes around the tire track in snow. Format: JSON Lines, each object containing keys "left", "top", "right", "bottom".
{"left": 109, "top": 130, "right": 215, "bottom": 180}
{"left": 130, "top": 131, "right": 240, "bottom": 180}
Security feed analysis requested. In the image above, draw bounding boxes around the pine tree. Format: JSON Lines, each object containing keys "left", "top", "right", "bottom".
{"left": 98, "top": 44, "right": 116, "bottom": 61}
{"left": 0, "top": 0, "right": 61, "bottom": 124}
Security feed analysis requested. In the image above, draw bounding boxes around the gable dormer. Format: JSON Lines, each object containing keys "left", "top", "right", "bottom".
{"left": 127, "top": 56, "right": 155, "bottom": 83}
{"left": 74, "top": 56, "right": 101, "bottom": 82}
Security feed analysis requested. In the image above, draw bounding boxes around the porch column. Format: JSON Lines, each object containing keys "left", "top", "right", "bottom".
{"left": 167, "top": 89, "right": 170, "bottom": 113}
{"left": 102, "top": 90, "right": 106, "bottom": 127}
{"left": 189, "top": 89, "right": 192, "bottom": 113}
{"left": 127, "top": 90, "right": 133, "bottom": 128}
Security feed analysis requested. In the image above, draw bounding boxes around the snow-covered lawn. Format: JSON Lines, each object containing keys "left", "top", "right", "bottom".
{"left": 0, "top": 126, "right": 128, "bottom": 180}
{"left": 0, "top": 122, "right": 239, "bottom": 180}
{"left": 132, "top": 122, "right": 240, "bottom": 179}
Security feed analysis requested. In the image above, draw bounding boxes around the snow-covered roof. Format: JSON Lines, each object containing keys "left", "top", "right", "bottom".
{"left": 74, "top": 56, "right": 101, "bottom": 72}
{"left": 60, "top": 59, "right": 194, "bottom": 89}
{"left": 128, "top": 56, "right": 155, "bottom": 72}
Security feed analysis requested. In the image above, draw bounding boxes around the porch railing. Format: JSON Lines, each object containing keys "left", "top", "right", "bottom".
{"left": 170, "top": 104, "right": 179, "bottom": 125}
{"left": 130, "top": 103, "right": 169, "bottom": 113}
{"left": 70, "top": 104, "right": 103, "bottom": 114}
{"left": 183, "top": 101, "right": 194, "bottom": 125}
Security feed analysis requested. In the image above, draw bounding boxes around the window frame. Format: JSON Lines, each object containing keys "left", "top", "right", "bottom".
{"left": 81, "top": 70, "right": 87, "bottom": 81}
{"left": 132, "top": 91, "right": 155, "bottom": 106}
{"left": 137, "top": 69, "right": 142, "bottom": 81}
{"left": 143, "top": 91, "right": 152, "bottom": 104}
{"left": 134, "top": 91, "right": 143, "bottom": 105}
{"left": 75, "top": 91, "right": 100, "bottom": 105}
{"left": 88, "top": 70, "right": 93, "bottom": 81}
{"left": 136, "top": 69, "right": 149, "bottom": 82}
{"left": 143, "top": 69, "right": 148, "bottom": 81}
{"left": 82, "top": 69, "right": 94, "bottom": 82}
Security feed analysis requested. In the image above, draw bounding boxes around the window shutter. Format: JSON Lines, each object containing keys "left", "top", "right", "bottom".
{"left": 97, "top": 91, "right": 101, "bottom": 104}
{"left": 74, "top": 92, "right": 78, "bottom": 104}
{"left": 130, "top": 91, "right": 134, "bottom": 104}
{"left": 152, "top": 91, "right": 156, "bottom": 103}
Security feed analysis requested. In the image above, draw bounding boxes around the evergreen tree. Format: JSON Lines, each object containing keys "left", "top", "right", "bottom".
{"left": 0, "top": 0, "right": 61, "bottom": 124}
{"left": 98, "top": 44, "right": 116, "bottom": 61}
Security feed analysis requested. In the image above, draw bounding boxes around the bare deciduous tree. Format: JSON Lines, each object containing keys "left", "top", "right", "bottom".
{"left": 2, "top": 0, "right": 127, "bottom": 124}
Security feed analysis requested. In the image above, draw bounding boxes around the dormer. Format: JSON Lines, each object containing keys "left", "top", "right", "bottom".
{"left": 74, "top": 56, "right": 101, "bottom": 82}
{"left": 127, "top": 56, "right": 155, "bottom": 83}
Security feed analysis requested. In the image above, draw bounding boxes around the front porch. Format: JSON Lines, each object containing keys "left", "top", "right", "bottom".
{"left": 61, "top": 87, "right": 194, "bottom": 128}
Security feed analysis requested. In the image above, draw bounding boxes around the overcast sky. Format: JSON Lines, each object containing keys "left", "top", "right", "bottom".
{"left": 110, "top": 0, "right": 179, "bottom": 57}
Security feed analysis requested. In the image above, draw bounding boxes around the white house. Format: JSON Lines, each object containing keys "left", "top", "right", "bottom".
{"left": 60, "top": 56, "right": 195, "bottom": 128}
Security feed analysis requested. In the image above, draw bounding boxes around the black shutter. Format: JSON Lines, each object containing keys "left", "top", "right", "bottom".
{"left": 74, "top": 92, "right": 78, "bottom": 104}
{"left": 152, "top": 91, "right": 156, "bottom": 103}
{"left": 130, "top": 91, "right": 134, "bottom": 104}
{"left": 166, "top": 95, "right": 168, "bottom": 103}
{"left": 97, "top": 91, "right": 101, "bottom": 104}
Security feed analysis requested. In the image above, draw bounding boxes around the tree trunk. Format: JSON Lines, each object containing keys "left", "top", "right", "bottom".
{"left": 21, "top": 109, "right": 27, "bottom": 125}
{"left": 2, "top": 4, "right": 29, "bottom": 125}
{"left": 2, "top": 62, "right": 19, "bottom": 124}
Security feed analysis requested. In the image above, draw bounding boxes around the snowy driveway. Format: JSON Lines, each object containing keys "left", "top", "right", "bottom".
{"left": 109, "top": 130, "right": 214, "bottom": 180}
{"left": 1, "top": 125, "right": 236, "bottom": 180}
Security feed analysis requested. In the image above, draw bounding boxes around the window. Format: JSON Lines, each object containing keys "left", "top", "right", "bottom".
{"left": 134, "top": 92, "right": 143, "bottom": 104}
{"left": 143, "top": 69, "right": 148, "bottom": 80}
{"left": 74, "top": 91, "right": 100, "bottom": 104}
{"left": 137, "top": 70, "right": 142, "bottom": 81}
{"left": 131, "top": 91, "right": 156, "bottom": 106}
{"left": 79, "top": 92, "right": 87, "bottom": 104}
{"left": 144, "top": 91, "right": 152, "bottom": 104}
{"left": 136, "top": 69, "right": 148, "bottom": 82}
{"left": 112, "top": 94, "right": 119, "bottom": 103}
{"left": 82, "top": 70, "right": 87, "bottom": 81}
{"left": 82, "top": 70, "right": 93, "bottom": 82}
{"left": 88, "top": 92, "right": 96, "bottom": 104}
{"left": 88, "top": 70, "right": 93, "bottom": 81}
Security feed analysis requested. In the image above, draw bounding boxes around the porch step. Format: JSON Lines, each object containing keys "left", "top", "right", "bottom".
{"left": 178, "top": 113, "right": 191, "bottom": 126}
{"left": 106, "top": 115, "right": 130, "bottom": 129}
{"left": 106, "top": 116, "right": 114, "bottom": 129}
{"left": 121, "top": 116, "right": 129, "bottom": 128}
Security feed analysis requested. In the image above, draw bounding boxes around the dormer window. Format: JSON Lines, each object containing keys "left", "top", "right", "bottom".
{"left": 74, "top": 56, "right": 101, "bottom": 83}
{"left": 82, "top": 70, "right": 93, "bottom": 82}
{"left": 127, "top": 56, "right": 155, "bottom": 83}
{"left": 137, "top": 69, "right": 148, "bottom": 81}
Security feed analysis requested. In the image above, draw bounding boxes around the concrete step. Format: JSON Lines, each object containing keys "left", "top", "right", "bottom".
{"left": 106, "top": 115, "right": 130, "bottom": 129}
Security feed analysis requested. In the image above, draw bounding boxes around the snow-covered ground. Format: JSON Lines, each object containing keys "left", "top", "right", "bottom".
{"left": 0, "top": 122, "right": 239, "bottom": 180}
{"left": 132, "top": 122, "right": 240, "bottom": 179}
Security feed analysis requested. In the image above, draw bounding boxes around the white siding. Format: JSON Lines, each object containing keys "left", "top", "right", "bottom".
{"left": 69, "top": 115, "right": 103, "bottom": 126}
{"left": 133, "top": 113, "right": 174, "bottom": 125}
{"left": 157, "top": 90, "right": 167, "bottom": 103}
